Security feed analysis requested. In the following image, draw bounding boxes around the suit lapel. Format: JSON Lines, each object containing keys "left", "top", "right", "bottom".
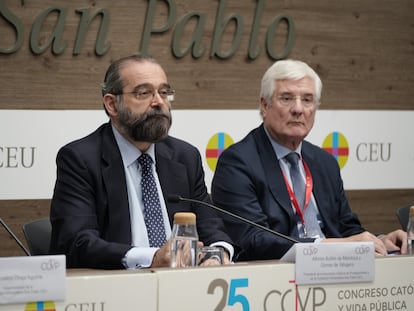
{"left": 155, "top": 141, "right": 188, "bottom": 225}
{"left": 253, "top": 125, "right": 293, "bottom": 216}
{"left": 101, "top": 123, "right": 132, "bottom": 243}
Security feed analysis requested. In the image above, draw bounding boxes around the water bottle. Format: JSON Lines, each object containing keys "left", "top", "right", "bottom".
{"left": 407, "top": 206, "right": 414, "bottom": 255}
{"left": 170, "top": 212, "right": 199, "bottom": 267}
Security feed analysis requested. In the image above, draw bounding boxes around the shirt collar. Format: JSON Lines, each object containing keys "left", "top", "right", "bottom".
{"left": 263, "top": 125, "right": 302, "bottom": 160}
{"left": 111, "top": 124, "right": 156, "bottom": 167}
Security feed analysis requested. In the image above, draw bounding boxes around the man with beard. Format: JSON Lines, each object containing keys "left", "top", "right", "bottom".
{"left": 49, "top": 55, "right": 235, "bottom": 269}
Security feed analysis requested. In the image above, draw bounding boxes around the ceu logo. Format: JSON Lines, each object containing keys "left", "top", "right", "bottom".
{"left": 25, "top": 301, "right": 56, "bottom": 311}
{"left": 322, "top": 132, "right": 349, "bottom": 169}
{"left": 205, "top": 132, "right": 234, "bottom": 172}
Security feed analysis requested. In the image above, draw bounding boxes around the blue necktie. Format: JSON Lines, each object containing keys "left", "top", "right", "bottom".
{"left": 139, "top": 154, "right": 167, "bottom": 247}
{"left": 285, "top": 152, "right": 324, "bottom": 238}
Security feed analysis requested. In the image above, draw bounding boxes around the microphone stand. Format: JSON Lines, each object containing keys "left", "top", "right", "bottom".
{"left": 168, "top": 195, "right": 298, "bottom": 244}
{"left": 0, "top": 218, "right": 30, "bottom": 256}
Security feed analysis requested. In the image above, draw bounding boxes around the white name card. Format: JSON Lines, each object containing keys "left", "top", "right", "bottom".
{"left": 282, "top": 242, "right": 375, "bottom": 285}
{"left": 0, "top": 255, "right": 66, "bottom": 305}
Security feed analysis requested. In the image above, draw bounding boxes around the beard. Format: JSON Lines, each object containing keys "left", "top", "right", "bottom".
{"left": 116, "top": 100, "right": 172, "bottom": 143}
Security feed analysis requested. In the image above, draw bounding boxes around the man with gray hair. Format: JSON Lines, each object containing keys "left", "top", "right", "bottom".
{"left": 211, "top": 59, "right": 407, "bottom": 261}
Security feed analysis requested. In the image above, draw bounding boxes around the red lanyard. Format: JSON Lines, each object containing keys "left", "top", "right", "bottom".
{"left": 282, "top": 158, "right": 313, "bottom": 226}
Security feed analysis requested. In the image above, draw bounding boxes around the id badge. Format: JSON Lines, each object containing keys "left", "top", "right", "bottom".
{"left": 297, "top": 221, "right": 324, "bottom": 239}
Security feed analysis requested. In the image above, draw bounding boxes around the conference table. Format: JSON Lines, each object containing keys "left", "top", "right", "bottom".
{"left": 1, "top": 256, "right": 413, "bottom": 310}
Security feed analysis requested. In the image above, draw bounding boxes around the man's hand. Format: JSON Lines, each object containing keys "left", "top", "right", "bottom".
{"left": 151, "top": 240, "right": 204, "bottom": 268}
{"left": 150, "top": 240, "right": 172, "bottom": 268}
{"left": 379, "top": 229, "right": 407, "bottom": 255}
{"left": 324, "top": 231, "right": 388, "bottom": 256}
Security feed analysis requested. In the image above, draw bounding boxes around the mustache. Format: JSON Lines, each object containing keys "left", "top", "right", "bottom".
{"left": 134, "top": 109, "right": 170, "bottom": 124}
{"left": 128, "top": 108, "right": 172, "bottom": 143}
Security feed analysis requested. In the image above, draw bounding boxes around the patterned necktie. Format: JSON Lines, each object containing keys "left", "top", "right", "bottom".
{"left": 285, "top": 152, "right": 323, "bottom": 238}
{"left": 138, "top": 154, "right": 167, "bottom": 247}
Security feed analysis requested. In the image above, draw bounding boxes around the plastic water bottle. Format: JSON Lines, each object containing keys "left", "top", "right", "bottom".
{"left": 170, "top": 212, "right": 199, "bottom": 267}
{"left": 407, "top": 206, "right": 414, "bottom": 255}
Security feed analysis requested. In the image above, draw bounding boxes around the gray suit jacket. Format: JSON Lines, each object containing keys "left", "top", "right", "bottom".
{"left": 211, "top": 123, "right": 365, "bottom": 261}
{"left": 50, "top": 122, "right": 234, "bottom": 268}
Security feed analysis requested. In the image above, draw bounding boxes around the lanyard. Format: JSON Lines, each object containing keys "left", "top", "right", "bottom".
{"left": 282, "top": 158, "right": 313, "bottom": 227}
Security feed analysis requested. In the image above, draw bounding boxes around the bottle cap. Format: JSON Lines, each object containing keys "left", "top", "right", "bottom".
{"left": 410, "top": 206, "right": 414, "bottom": 217}
{"left": 173, "top": 212, "right": 196, "bottom": 225}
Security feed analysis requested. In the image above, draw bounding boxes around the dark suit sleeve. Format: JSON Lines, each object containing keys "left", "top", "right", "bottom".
{"left": 186, "top": 149, "right": 231, "bottom": 246}
{"left": 50, "top": 144, "right": 131, "bottom": 269}
{"left": 309, "top": 146, "right": 365, "bottom": 239}
{"left": 212, "top": 142, "right": 295, "bottom": 260}
{"left": 157, "top": 137, "right": 237, "bottom": 251}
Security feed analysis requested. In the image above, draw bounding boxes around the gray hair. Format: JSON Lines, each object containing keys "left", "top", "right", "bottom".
{"left": 260, "top": 59, "right": 322, "bottom": 105}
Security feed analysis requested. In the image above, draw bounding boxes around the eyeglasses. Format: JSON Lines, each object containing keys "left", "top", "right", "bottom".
{"left": 116, "top": 84, "right": 175, "bottom": 101}
{"left": 276, "top": 93, "right": 316, "bottom": 108}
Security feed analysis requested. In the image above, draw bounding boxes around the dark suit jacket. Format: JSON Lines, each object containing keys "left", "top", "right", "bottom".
{"left": 211, "top": 124, "right": 365, "bottom": 261}
{"left": 50, "top": 122, "right": 234, "bottom": 269}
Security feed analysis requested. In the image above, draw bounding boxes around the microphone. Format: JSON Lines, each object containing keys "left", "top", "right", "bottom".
{"left": 167, "top": 194, "right": 299, "bottom": 244}
{"left": 0, "top": 218, "right": 30, "bottom": 256}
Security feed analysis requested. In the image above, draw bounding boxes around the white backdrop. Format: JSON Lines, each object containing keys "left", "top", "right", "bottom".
{"left": 1, "top": 110, "right": 413, "bottom": 199}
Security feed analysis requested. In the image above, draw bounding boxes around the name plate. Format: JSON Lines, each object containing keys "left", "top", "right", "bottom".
{"left": 0, "top": 255, "right": 66, "bottom": 305}
{"left": 282, "top": 242, "right": 375, "bottom": 285}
